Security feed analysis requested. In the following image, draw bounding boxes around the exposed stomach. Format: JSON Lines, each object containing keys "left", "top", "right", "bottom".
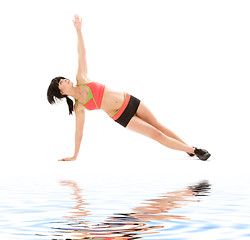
{"left": 101, "top": 86, "right": 126, "bottom": 116}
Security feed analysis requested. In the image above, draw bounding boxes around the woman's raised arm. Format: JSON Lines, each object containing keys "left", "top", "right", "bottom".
{"left": 73, "top": 15, "right": 88, "bottom": 78}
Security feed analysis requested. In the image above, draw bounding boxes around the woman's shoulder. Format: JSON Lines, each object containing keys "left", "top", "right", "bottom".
{"left": 76, "top": 74, "right": 93, "bottom": 84}
{"left": 74, "top": 101, "right": 85, "bottom": 113}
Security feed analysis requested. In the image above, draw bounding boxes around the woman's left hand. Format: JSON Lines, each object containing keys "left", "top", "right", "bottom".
{"left": 58, "top": 157, "right": 76, "bottom": 161}
{"left": 72, "top": 14, "right": 82, "bottom": 31}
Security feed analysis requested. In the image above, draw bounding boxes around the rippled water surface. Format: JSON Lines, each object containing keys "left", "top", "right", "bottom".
{"left": 1, "top": 160, "right": 250, "bottom": 240}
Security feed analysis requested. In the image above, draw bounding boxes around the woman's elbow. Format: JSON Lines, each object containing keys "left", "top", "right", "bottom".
{"left": 75, "top": 131, "right": 83, "bottom": 138}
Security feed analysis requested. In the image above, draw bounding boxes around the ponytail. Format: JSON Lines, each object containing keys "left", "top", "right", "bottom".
{"left": 66, "top": 96, "right": 74, "bottom": 115}
{"left": 47, "top": 76, "right": 74, "bottom": 115}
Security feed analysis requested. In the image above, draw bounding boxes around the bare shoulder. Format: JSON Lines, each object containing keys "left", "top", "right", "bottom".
{"left": 76, "top": 74, "right": 93, "bottom": 84}
{"left": 74, "top": 102, "right": 85, "bottom": 114}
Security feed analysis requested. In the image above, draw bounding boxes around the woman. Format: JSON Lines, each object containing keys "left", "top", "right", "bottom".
{"left": 47, "top": 15, "right": 211, "bottom": 162}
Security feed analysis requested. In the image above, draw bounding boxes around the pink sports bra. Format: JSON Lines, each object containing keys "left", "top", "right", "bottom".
{"left": 75, "top": 82, "right": 105, "bottom": 110}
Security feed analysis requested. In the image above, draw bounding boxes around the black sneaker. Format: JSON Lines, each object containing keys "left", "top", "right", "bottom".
{"left": 194, "top": 148, "right": 211, "bottom": 161}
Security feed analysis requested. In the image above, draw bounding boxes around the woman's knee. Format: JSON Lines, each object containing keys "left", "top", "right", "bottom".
{"left": 153, "top": 121, "right": 163, "bottom": 130}
{"left": 149, "top": 128, "right": 164, "bottom": 141}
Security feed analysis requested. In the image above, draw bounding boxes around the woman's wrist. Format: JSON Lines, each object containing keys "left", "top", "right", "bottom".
{"left": 76, "top": 29, "right": 82, "bottom": 34}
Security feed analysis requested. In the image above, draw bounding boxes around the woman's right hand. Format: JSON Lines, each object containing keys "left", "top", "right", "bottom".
{"left": 58, "top": 156, "right": 76, "bottom": 162}
{"left": 72, "top": 14, "right": 82, "bottom": 31}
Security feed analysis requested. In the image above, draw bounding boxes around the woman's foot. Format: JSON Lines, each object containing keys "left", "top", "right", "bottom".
{"left": 186, "top": 146, "right": 195, "bottom": 157}
{"left": 187, "top": 152, "right": 195, "bottom": 157}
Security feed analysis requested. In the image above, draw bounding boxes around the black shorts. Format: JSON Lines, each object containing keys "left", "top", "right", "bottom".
{"left": 115, "top": 95, "right": 141, "bottom": 128}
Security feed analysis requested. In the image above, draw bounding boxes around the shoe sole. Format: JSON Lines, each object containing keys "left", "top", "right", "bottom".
{"left": 199, "top": 153, "right": 211, "bottom": 161}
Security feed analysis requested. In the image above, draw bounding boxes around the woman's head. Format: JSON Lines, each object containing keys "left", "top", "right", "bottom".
{"left": 47, "top": 76, "right": 74, "bottom": 115}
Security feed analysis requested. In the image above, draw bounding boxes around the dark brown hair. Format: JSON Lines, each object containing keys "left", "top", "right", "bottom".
{"left": 47, "top": 76, "right": 74, "bottom": 115}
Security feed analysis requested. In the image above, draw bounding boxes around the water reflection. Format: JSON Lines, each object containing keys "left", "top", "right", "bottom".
{"left": 53, "top": 180, "right": 211, "bottom": 239}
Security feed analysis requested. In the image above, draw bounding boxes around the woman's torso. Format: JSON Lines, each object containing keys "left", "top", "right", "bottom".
{"left": 75, "top": 75, "right": 126, "bottom": 116}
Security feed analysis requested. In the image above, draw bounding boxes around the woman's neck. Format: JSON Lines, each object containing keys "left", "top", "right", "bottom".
{"left": 67, "top": 86, "right": 82, "bottom": 100}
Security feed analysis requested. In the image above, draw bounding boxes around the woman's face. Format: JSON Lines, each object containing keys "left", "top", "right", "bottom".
{"left": 58, "top": 78, "right": 73, "bottom": 95}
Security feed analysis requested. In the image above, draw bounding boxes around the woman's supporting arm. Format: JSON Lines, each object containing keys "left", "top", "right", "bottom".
{"left": 73, "top": 108, "right": 85, "bottom": 159}
{"left": 58, "top": 107, "right": 85, "bottom": 161}
{"left": 73, "top": 132, "right": 83, "bottom": 159}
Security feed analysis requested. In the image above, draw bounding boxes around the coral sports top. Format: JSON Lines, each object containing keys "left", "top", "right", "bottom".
{"left": 75, "top": 82, "right": 105, "bottom": 110}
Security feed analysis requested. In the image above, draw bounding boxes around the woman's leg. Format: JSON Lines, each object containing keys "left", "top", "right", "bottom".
{"left": 135, "top": 102, "right": 188, "bottom": 145}
{"left": 126, "top": 116, "right": 195, "bottom": 153}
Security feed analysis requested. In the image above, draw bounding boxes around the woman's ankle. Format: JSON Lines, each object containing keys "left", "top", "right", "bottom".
{"left": 187, "top": 146, "right": 195, "bottom": 154}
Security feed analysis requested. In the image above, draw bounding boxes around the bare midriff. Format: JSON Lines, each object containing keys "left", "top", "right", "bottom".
{"left": 100, "top": 86, "right": 126, "bottom": 116}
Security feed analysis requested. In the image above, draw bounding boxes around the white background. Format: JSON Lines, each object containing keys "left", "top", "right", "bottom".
{"left": 0, "top": 0, "right": 249, "bottom": 177}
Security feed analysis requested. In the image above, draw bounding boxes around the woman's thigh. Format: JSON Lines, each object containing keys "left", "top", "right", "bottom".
{"left": 135, "top": 102, "right": 161, "bottom": 128}
{"left": 126, "top": 115, "right": 162, "bottom": 140}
